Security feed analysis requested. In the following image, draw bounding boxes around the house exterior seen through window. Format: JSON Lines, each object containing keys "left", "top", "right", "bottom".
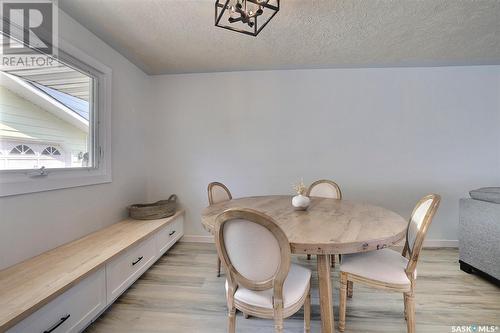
{"left": 0, "top": 59, "right": 94, "bottom": 171}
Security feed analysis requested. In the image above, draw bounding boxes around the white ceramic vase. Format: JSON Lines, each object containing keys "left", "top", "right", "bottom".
{"left": 292, "top": 194, "right": 310, "bottom": 211}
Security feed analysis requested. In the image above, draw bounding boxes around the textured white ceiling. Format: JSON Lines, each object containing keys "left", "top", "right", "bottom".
{"left": 59, "top": 0, "right": 500, "bottom": 75}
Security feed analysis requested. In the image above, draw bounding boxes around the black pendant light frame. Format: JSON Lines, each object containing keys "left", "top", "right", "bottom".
{"left": 215, "top": 0, "right": 280, "bottom": 37}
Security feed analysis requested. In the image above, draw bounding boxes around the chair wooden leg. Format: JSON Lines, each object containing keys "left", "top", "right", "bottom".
{"left": 307, "top": 254, "right": 311, "bottom": 260}
{"left": 304, "top": 286, "right": 311, "bottom": 333}
{"left": 339, "top": 272, "right": 348, "bottom": 332}
{"left": 228, "top": 306, "right": 236, "bottom": 333}
{"left": 217, "top": 257, "right": 221, "bottom": 277}
{"left": 404, "top": 293, "right": 408, "bottom": 321}
{"left": 404, "top": 291, "right": 415, "bottom": 333}
{"left": 331, "top": 255, "right": 336, "bottom": 268}
{"left": 347, "top": 280, "right": 353, "bottom": 298}
{"left": 274, "top": 308, "right": 284, "bottom": 333}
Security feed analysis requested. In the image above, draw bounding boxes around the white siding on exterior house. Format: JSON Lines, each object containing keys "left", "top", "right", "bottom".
{"left": 0, "top": 85, "right": 88, "bottom": 169}
{"left": 5, "top": 64, "right": 91, "bottom": 102}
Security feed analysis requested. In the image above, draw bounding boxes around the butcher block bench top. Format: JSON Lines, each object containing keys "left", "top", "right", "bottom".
{"left": 0, "top": 210, "right": 184, "bottom": 331}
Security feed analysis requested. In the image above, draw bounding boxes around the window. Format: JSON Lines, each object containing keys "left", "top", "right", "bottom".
{"left": 10, "top": 145, "right": 35, "bottom": 155}
{"left": 0, "top": 42, "right": 112, "bottom": 197}
{"left": 41, "top": 147, "right": 61, "bottom": 156}
{"left": 1, "top": 56, "right": 94, "bottom": 170}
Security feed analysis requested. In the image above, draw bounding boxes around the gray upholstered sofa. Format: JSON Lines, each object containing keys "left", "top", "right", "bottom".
{"left": 459, "top": 187, "right": 500, "bottom": 284}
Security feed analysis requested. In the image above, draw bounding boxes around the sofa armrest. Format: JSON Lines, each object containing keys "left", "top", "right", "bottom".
{"left": 459, "top": 198, "right": 500, "bottom": 280}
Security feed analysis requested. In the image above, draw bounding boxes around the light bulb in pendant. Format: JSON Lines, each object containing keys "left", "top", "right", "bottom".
{"left": 228, "top": 4, "right": 237, "bottom": 19}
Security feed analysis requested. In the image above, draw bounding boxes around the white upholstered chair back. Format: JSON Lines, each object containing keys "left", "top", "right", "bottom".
{"left": 404, "top": 194, "right": 441, "bottom": 273}
{"left": 407, "top": 199, "right": 432, "bottom": 253}
{"left": 208, "top": 182, "right": 232, "bottom": 205}
{"left": 223, "top": 219, "right": 281, "bottom": 283}
{"left": 215, "top": 208, "right": 291, "bottom": 291}
{"left": 307, "top": 179, "right": 342, "bottom": 199}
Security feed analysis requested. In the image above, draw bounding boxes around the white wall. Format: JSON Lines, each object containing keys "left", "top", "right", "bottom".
{"left": 1, "top": 16, "right": 498, "bottom": 270}
{"left": 0, "top": 11, "right": 152, "bottom": 270}
{"left": 148, "top": 66, "right": 500, "bottom": 243}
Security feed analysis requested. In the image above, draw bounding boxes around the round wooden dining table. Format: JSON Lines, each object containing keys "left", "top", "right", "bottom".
{"left": 201, "top": 195, "right": 407, "bottom": 333}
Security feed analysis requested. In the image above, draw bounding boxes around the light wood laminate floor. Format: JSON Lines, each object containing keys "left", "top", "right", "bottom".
{"left": 85, "top": 243, "right": 499, "bottom": 333}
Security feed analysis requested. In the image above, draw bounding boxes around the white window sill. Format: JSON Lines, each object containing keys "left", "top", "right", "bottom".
{"left": 0, "top": 168, "right": 112, "bottom": 197}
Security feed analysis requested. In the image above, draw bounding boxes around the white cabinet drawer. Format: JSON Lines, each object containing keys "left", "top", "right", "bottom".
{"left": 106, "top": 235, "right": 156, "bottom": 303}
{"left": 7, "top": 267, "right": 106, "bottom": 333}
{"left": 156, "top": 216, "right": 184, "bottom": 255}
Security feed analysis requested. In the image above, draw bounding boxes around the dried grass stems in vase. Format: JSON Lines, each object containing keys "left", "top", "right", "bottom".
{"left": 292, "top": 179, "right": 310, "bottom": 211}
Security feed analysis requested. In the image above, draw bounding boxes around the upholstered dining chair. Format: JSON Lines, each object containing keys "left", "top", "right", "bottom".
{"left": 338, "top": 194, "right": 441, "bottom": 333}
{"left": 214, "top": 208, "right": 312, "bottom": 333}
{"left": 208, "top": 182, "right": 232, "bottom": 277}
{"left": 306, "top": 179, "right": 343, "bottom": 267}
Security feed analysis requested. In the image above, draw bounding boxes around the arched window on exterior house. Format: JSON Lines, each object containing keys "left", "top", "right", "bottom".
{"left": 41, "top": 147, "right": 61, "bottom": 156}
{"left": 10, "top": 145, "right": 35, "bottom": 155}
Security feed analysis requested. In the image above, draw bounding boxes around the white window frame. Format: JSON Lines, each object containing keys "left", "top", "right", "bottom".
{"left": 0, "top": 39, "right": 112, "bottom": 197}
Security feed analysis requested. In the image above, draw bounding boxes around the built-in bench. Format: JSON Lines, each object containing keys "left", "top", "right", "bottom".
{"left": 0, "top": 210, "right": 184, "bottom": 332}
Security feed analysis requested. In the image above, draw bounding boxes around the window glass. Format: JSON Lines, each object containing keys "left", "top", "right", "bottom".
{"left": 10, "top": 145, "right": 34, "bottom": 155}
{"left": 41, "top": 146, "right": 61, "bottom": 156}
{"left": 0, "top": 58, "right": 95, "bottom": 170}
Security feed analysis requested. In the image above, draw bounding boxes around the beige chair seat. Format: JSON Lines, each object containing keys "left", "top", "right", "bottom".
{"left": 340, "top": 248, "right": 416, "bottom": 285}
{"left": 216, "top": 208, "right": 312, "bottom": 332}
{"left": 227, "top": 264, "right": 311, "bottom": 309}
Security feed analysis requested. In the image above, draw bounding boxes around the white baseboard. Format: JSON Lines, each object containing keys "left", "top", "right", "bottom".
{"left": 423, "top": 239, "right": 458, "bottom": 248}
{"left": 180, "top": 235, "right": 458, "bottom": 248}
{"left": 180, "top": 235, "right": 214, "bottom": 243}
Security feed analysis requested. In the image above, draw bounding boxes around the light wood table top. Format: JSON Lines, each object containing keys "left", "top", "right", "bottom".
{"left": 0, "top": 210, "right": 184, "bottom": 332}
{"left": 201, "top": 195, "right": 407, "bottom": 255}
{"left": 202, "top": 196, "right": 407, "bottom": 333}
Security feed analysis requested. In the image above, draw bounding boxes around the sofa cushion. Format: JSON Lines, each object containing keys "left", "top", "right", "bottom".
{"left": 469, "top": 187, "right": 500, "bottom": 204}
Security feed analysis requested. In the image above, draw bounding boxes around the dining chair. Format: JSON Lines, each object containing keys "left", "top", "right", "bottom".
{"left": 338, "top": 194, "right": 441, "bottom": 333}
{"left": 306, "top": 179, "right": 343, "bottom": 267}
{"left": 208, "top": 181, "right": 233, "bottom": 277}
{"left": 214, "top": 208, "right": 312, "bottom": 333}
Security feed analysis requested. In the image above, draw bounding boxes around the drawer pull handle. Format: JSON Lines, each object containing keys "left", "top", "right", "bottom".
{"left": 132, "top": 256, "right": 144, "bottom": 266}
{"left": 43, "top": 314, "right": 70, "bottom": 333}
{"left": 169, "top": 230, "right": 176, "bottom": 236}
